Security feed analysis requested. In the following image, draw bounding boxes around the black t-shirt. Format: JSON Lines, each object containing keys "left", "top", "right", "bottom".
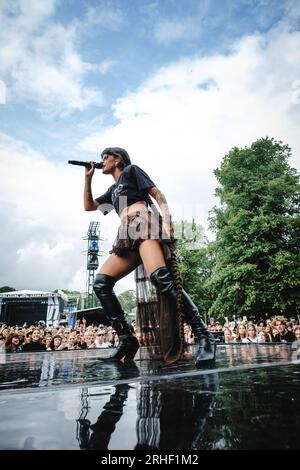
{"left": 95, "top": 164, "right": 155, "bottom": 216}
{"left": 274, "top": 330, "right": 295, "bottom": 343}
{"left": 22, "top": 342, "right": 46, "bottom": 352}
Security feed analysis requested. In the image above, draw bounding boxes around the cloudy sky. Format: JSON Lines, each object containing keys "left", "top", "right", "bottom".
{"left": 0, "top": 0, "right": 300, "bottom": 294}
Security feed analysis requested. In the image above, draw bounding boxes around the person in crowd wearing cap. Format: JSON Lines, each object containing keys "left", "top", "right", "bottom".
{"left": 83, "top": 147, "right": 215, "bottom": 365}
{"left": 95, "top": 330, "right": 112, "bottom": 348}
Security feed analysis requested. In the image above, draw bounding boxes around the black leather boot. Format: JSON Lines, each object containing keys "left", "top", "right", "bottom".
{"left": 93, "top": 274, "right": 139, "bottom": 362}
{"left": 150, "top": 267, "right": 216, "bottom": 365}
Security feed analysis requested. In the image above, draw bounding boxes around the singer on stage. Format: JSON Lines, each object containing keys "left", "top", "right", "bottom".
{"left": 83, "top": 147, "right": 215, "bottom": 365}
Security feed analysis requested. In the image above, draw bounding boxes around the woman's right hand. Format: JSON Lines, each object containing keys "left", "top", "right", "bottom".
{"left": 85, "top": 162, "right": 95, "bottom": 178}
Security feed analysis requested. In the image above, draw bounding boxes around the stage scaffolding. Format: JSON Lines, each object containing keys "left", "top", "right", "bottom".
{"left": 84, "top": 221, "right": 102, "bottom": 309}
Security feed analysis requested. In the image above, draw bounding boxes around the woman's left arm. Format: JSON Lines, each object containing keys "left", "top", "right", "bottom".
{"left": 148, "top": 186, "right": 172, "bottom": 238}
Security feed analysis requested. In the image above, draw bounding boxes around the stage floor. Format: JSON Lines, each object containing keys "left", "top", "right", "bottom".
{"left": 0, "top": 344, "right": 300, "bottom": 450}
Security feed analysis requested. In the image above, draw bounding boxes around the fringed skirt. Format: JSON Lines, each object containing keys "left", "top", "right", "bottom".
{"left": 110, "top": 208, "right": 171, "bottom": 260}
{"left": 110, "top": 209, "right": 182, "bottom": 363}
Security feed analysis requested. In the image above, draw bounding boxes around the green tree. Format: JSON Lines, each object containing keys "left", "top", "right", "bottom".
{"left": 55, "top": 289, "right": 81, "bottom": 308}
{"left": 209, "top": 137, "right": 300, "bottom": 321}
{"left": 0, "top": 286, "right": 16, "bottom": 293}
{"left": 174, "top": 221, "right": 215, "bottom": 318}
{"left": 118, "top": 290, "right": 137, "bottom": 315}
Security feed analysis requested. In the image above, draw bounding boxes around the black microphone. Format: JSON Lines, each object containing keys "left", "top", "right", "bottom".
{"left": 68, "top": 160, "right": 104, "bottom": 169}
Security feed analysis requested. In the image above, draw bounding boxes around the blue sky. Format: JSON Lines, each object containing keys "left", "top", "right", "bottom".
{"left": 1, "top": 0, "right": 297, "bottom": 161}
{"left": 0, "top": 0, "right": 300, "bottom": 291}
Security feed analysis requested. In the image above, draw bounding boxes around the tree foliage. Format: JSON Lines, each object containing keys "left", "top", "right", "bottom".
{"left": 118, "top": 290, "right": 137, "bottom": 315}
{"left": 0, "top": 286, "right": 16, "bottom": 293}
{"left": 174, "top": 221, "right": 215, "bottom": 317}
{"left": 209, "top": 137, "right": 300, "bottom": 321}
{"left": 54, "top": 289, "right": 81, "bottom": 308}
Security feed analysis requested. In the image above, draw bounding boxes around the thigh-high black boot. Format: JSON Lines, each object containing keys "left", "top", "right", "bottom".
{"left": 93, "top": 273, "right": 139, "bottom": 362}
{"left": 150, "top": 267, "right": 216, "bottom": 365}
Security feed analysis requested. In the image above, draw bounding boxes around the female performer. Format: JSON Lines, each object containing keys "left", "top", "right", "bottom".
{"left": 84, "top": 147, "right": 215, "bottom": 365}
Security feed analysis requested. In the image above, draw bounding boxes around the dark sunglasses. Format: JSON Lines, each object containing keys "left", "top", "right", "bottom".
{"left": 101, "top": 151, "right": 121, "bottom": 161}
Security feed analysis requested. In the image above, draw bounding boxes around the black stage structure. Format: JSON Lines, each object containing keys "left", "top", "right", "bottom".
{"left": 75, "top": 306, "right": 107, "bottom": 326}
{"left": 0, "top": 290, "right": 65, "bottom": 327}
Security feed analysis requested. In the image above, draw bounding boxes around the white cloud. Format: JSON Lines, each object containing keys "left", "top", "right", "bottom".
{"left": 1, "top": 7, "right": 300, "bottom": 294}
{"left": 154, "top": 18, "right": 196, "bottom": 44}
{"left": 0, "top": 0, "right": 57, "bottom": 29}
{"left": 0, "top": 79, "right": 6, "bottom": 104}
{"left": 286, "top": 0, "right": 300, "bottom": 19}
{"left": 145, "top": 0, "right": 209, "bottom": 45}
{"left": 0, "top": 0, "right": 103, "bottom": 115}
{"left": 150, "top": 0, "right": 300, "bottom": 45}
{"left": 97, "top": 59, "right": 116, "bottom": 75}
{"left": 82, "top": 1, "right": 126, "bottom": 31}
{"left": 0, "top": 132, "right": 121, "bottom": 290}
{"left": 80, "top": 24, "right": 300, "bottom": 233}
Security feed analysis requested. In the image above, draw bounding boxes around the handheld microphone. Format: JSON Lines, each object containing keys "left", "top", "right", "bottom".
{"left": 68, "top": 160, "right": 104, "bottom": 169}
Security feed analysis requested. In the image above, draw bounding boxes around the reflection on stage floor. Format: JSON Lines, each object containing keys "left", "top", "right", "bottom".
{"left": 0, "top": 344, "right": 299, "bottom": 450}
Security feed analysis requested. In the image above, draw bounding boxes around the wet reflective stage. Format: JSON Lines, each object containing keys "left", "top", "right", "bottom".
{"left": 0, "top": 344, "right": 300, "bottom": 449}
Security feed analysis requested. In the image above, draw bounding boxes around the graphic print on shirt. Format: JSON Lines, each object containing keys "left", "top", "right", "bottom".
{"left": 112, "top": 184, "right": 124, "bottom": 204}
{"left": 95, "top": 165, "right": 155, "bottom": 215}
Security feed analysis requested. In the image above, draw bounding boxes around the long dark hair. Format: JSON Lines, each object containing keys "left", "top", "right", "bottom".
{"left": 5, "top": 333, "right": 20, "bottom": 352}
{"left": 150, "top": 202, "right": 185, "bottom": 357}
{"left": 168, "top": 219, "right": 185, "bottom": 356}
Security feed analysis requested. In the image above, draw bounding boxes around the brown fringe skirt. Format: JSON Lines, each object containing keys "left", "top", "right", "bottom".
{"left": 110, "top": 209, "right": 182, "bottom": 363}
{"left": 110, "top": 209, "right": 172, "bottom": 261}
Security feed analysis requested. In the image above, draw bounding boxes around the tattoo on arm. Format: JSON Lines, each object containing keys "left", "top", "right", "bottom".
{"left": 150, "top": 187, "right": 167, "bottom": 206}
{"left": 84, "top": 178, "right": 96, "bottom": 210}
{"left": 87, "top": 188, "right": 94, "bottom": 206}
{"left": 149, "top": 187, "right": 171, "bottom": 219}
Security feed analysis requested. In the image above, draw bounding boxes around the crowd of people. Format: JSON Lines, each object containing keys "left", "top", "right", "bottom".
{"left": 0, "top": 319, "right": 119, "bottom": 353}
{"left": 1, "top": 316, "right": 300, "bottom": 354}
{"left": 184, "top": 316, "right": 300, "bottom": 346}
